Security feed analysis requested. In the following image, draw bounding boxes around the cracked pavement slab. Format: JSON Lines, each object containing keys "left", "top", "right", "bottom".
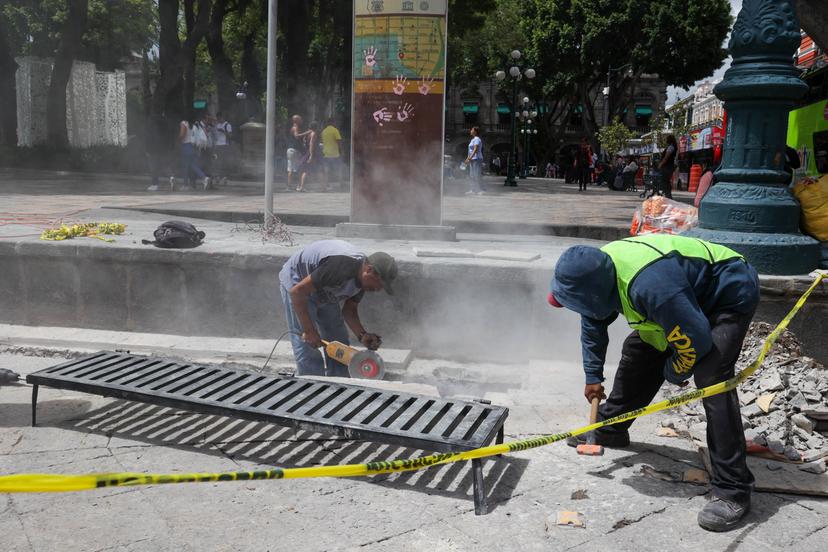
{"left": 2, "top": 351, "right": 828, "bottom": 551}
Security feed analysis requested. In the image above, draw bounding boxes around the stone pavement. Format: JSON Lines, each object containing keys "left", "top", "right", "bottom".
{"left": 0, "top": 168, "right": 694, "bottom": 239}
{"left": 2, "top": 344, "right": 827, "bottom": 552}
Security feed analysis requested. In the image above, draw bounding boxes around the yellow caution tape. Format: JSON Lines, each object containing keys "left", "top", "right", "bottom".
{"left": 40, "top": 222, "right": 126, "bottom": 242}
{"left": 1, "top": 272, "right": 824, "bottom": 493}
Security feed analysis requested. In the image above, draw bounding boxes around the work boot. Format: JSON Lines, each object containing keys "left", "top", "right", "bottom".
{"left": 697, "top": 497, "right": 750, "bottom": 532}
{"left": 565, "top": 429, "right": 630, "bottom": 448}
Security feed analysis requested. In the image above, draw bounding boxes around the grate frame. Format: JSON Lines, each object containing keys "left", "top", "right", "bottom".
{"left": 28, "top": 351, "right": 508, "bottom": 514}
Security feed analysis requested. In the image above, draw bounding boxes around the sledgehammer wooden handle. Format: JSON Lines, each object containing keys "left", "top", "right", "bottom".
{"left": 589, "top": 396, "right": 600, "bottom": 424}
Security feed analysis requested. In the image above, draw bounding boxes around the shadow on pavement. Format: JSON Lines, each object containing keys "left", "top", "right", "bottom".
{"left": 37, "top": 397, "right": 529, "bottom": 513}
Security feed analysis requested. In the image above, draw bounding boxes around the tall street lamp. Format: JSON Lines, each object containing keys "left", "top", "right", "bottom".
{"left": 518, "top": 98, "right": 538, "bottom": 179}
{"left": 495, "top": 50, "right": 535, "bottom": 186}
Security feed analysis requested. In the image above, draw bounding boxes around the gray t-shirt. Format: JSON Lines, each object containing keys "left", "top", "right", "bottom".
{"left": 279, "top": 240, "right": 365, "bottom": 304}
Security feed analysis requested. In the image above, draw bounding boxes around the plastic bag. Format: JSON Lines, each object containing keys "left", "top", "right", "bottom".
{"left": 630, "top": 196, "right": 698, "bottom": 236}
{"left": 792, "top": 175, "right": 828, "bottom": 241}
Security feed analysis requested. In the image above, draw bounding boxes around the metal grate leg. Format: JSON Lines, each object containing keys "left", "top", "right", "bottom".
{"left": 472, "top": 458, "right": 487, "bottom": 515}
{"left": 31, "top": 384, "right": 39, "bottom": 427}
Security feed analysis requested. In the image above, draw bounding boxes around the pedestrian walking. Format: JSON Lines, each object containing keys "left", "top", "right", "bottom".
{"left": 657, "top": 134, "right": 678, "bottom": 198}
{"left": 287, "top": 114, "right": 310, "bottom": 192}
{"left": 212, "top": 112, "right": 232, "bottom": 187}
{"left": 464, "top": 126, "right": 484, "bottom": 195}
{"left": 145, "top": 114, "right": 169, "bottom": 192}
{"left": 172, "top": 112, "right": 209, "bottom": 191}
{"left": 296, "top": 121, "right": 320, "bottom": 192}
{"left": 321, "top": 118, "right": 344, "bottom": 192}
{"left": 576, "top": 138, "right": 592, "bottom": 191}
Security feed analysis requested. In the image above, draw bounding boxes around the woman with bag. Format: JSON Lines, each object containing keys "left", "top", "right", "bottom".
{"left": 172, "top": 112, "right": 209, "bottom": 191}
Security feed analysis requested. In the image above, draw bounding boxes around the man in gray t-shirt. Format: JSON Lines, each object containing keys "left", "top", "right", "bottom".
{"left": 278, "top": 240, "right": 398, "bottom": 376}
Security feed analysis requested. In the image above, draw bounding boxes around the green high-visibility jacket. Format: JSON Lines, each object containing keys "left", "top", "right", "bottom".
{"left": 600, "top": 235, "right": 744, "bottom": 352}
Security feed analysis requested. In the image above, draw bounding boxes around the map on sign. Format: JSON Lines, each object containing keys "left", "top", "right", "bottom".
{"left": 354, "top": 15, "right": 446, "bottom": 80}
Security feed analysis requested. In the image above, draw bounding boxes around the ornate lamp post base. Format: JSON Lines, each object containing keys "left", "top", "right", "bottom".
{"left": 684, "top": 0, "right": 819, "bottom": 275}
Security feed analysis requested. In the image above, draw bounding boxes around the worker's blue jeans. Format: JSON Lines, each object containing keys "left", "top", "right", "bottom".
{"left": 280, "top": 285, "right": 350, "bottom": 377}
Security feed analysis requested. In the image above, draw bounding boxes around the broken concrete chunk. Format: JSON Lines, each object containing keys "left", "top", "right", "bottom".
{"left": 682, "top": 468, "right": 710, "bottom": 485}
{"left": 791, "top": 413, "right": 815, "bottom": 434}
{"left": 783, "top": 445, "right": 802, "bottom": 462}
{"left": 756, "top": 393, "right": 777, "bottom": 413}
{"left": 768, "top": 440, "right": 785, "bottom": 455}
{"left": 656, "top": 427, "right": 680, "bottom": 438}
{"left": 802, "top": 449, "right": 828, "bottom": 463}
{"left": 789, "top": 392, "right": 809, "bottom": 411}
{"left": 758, "top": 372, "right": 784, "bottom": 393}
{"left": 552, "top": 511, "right": 585, "bottom": 529}
{"left": 742, "top": 403, "right": 764, "bottom": 418}
{"left": 740, "top": 391, "right": 757, "bottom": 405}
{"left": 798, "top": 459, "right": 827, "bottom": 475}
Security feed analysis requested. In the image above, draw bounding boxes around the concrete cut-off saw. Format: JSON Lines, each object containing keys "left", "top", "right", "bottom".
{"left": 322, "top": 340, "right": 386, "bottom": 380}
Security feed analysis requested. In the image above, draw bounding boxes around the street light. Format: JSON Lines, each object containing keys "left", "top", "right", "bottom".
{"left": 495, "top": 50, "right": 535, "bottom": 186}
{"left": 518, "top": 98, "right": 539, "bottom": 179}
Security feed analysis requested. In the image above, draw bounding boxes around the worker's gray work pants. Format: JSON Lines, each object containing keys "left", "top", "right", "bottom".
{"left": 597, "top": 310, "right": 756, "bottom": 504}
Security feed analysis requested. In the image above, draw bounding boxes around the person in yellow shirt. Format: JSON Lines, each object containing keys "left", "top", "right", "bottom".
{"left": 321, "top": 118, "right": 344, "bottom": 192}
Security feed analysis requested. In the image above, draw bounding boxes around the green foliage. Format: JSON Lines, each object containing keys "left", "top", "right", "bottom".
{"left": 1, "top": 0, "right": 155, "bottom": 68}
{"left": 598, "top": 116, "right": 635, "bottom": 155}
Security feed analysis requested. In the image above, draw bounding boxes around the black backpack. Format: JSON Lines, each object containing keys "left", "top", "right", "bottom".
{"left": 142, "top": 221, "right": 205, "bottom": 248}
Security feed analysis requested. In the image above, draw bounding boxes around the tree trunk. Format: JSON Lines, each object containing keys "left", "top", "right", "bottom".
{"left": 156, "top": 0, "right": 182, "bottom": 119}
{"left": 280, "top": 0, "right": 312, "bottom": 112}
{"left": 578, "top": 82, "right": 600, "bottom": 154}
{"left": 183, "top": 0, "right": 197, "bottom": 112}
{"left": 0, "top": 16, "right": 18, "bottom": 146}
{"left": 151, "top": 0, "right": 212, "bottom": 120}
{"left": 46, "top": 0, "right": 89, "bottom": 149}
{"left": 241, "top": 32, "right": 262, "bottom": 120}
{"left": 206, "top": 0, "right": 238, "bottom": 117}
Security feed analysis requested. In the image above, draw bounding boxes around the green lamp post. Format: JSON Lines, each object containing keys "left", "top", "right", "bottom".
{"left": 686, "top": 0, "right": 819, "bottom": 275}
{"left": 495, "top": 50, "right": 535, "bottom": 187}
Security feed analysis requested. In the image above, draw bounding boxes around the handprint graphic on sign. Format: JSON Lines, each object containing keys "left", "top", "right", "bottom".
{"left": 372, "top": 107, "right": 393, "bottom": 126}
{"left": 363, "top": 46, "right": 377, "bottom": 68}
{"left": 418, "top": 76, "right": 435, "bottom": 95}
{"left": 392, "top": 75, "right": 408, "bottom": 96}
{"left": 396, "top": 103, "right": 415, "bottom": 122}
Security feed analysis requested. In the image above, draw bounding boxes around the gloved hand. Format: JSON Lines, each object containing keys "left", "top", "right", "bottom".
{"left": 360, "top": 332, "right": 382, "bottom": 351}
{"left": 663, "top": 358, "right": 693, "bottom": 385}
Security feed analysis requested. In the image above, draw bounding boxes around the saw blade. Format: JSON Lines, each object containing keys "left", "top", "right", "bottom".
{"left": 348, "top": 350, "right": 386, "bottom": 380}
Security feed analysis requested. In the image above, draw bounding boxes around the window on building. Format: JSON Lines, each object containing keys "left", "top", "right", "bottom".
{"left": 569, "top": 105, "right": 583, "bottom": 127}
{"left": 497, "top": 103, "right": 511, "bottom": 126}
{"left": 635, "top": 105, "right": 653, "bottom": 128}
{"left": 463, "top": 101, "right": 479, "bottom": 126}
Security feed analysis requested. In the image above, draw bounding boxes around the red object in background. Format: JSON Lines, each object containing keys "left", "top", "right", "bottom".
{"left": 689, "top": 164, "right": 702, "bottom": 193}
{"left": 713, "top": 111, "right": 727, "bottom": 165}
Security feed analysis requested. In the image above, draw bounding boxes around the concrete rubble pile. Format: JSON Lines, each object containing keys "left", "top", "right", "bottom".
{"left": 661, "top": 322, "right": 828, "bottom": 473}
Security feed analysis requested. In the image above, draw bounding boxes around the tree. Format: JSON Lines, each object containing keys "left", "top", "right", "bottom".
{"left": 598, "top": 116, "right": 635, "bottom": 157}
{"left": 46, "top": 0, "right": 88, "bottom": 148}
{"left": 521, "top": 0, "right": 733, "bottom": 151}
{"left": 0, "top": 14, "right": 17, "bottom": 146}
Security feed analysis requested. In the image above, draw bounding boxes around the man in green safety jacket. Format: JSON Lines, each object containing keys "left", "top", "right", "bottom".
{"left": 548, "top": 234, "right": 760, "bottom": 532}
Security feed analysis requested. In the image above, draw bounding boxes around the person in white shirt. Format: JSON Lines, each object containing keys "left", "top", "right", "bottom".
{"left": 172, "top": 112, "right": 209, "bottom": 191}
{"left": 212, "top": 112, "right": 232, "bottom": 186}
{"left": 464, "top": 126, "right": 484, "bottom": 195}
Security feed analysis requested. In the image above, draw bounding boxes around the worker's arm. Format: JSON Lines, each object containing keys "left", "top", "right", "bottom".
{"left": 630, "top": 261, "right": 713, "bottom": 383}
{"left": 580, "top": 312, "right": 618, "bottom": 401}
{"left": 342, "top": 297, "right": 381, "bottom": 350}
{"left": 289, "top": 276, "right": 322, "bottom": 347}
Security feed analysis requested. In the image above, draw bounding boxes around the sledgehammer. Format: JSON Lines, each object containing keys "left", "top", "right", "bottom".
{"left": 576, "top": 397, "right": 605, "bottom": 456}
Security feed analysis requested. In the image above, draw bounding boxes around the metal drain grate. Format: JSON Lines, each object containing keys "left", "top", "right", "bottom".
{"left": 28, "top": 351, "right": 508, "bottom": 514}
